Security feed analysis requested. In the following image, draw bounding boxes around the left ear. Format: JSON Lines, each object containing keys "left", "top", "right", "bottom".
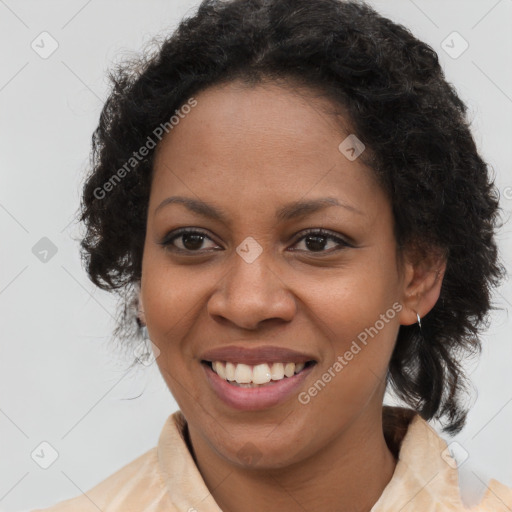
{"left": 398, "top": 245, "right": 447, "bottom": 326}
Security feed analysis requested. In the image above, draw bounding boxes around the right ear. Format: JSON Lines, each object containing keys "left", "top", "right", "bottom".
{"left": 137, "top": 284, "right": 146, "bottom": 327}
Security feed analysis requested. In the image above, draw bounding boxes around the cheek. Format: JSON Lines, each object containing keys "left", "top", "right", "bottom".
{"left": 298, "top": 259, "right": 399, "bottom": 340}
{"left": 294, "top": 260, "right": 400, "bottom": 396}
{"left": 142, "top": 245, "right": 206, "bottom": 326}
{"left": 296, "top": 286, "right": 398, "bottom": 433}
{"left": 140, "top": 256, "right": 206, "bottom": 376}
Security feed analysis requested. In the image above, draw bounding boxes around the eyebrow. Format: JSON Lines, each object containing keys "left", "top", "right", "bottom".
{"left": 154, "top": 195, "right": 364, "bottom": 222}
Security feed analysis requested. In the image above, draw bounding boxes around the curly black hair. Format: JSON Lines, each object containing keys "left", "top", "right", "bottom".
{"left": 78, "top": 0, "right": 506, "bottom": 434}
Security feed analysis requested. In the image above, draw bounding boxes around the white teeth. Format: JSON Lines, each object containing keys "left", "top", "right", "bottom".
{"left": 225, "top": 362, "right": 236, "bottom": 381}
{"left": 234, "top": 363, "right": 252, "bottom": 384}
{"left": 209, "top": 361, "right": 309, "bottom": 385}
{"left": 270, "top": 362, "right": 284, "bottom": 380}
{"left": 252, "top": 364, "right": 272, "bottom": 384}
{"left": 284, "top": 362, "right": 295, "bottom": 378}
{"left": 295, "top": 362, "right": 305, "bottom": 373}
{"left": 213, "top": 361, "right": 227, "bottom": 380}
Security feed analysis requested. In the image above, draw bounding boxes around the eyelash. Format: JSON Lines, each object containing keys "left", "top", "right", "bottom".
{"left": 159, "top": 228, "right": 352, "bottom": 255}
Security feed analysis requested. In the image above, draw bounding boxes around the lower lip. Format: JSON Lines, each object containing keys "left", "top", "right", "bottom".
{"left": 202, "top": 362, "right": 315, "bottom": 411}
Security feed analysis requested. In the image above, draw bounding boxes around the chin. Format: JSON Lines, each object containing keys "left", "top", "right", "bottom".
{"left": 217, "top": 433, "right": 307, "bottom": 470}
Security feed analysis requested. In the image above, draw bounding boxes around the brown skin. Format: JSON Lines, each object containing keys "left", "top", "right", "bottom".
{"left": 138, "top": 80, "right": 446, "bottom": 512}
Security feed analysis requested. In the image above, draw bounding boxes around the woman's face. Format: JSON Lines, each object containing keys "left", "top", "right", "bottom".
{"left": 140, "top": 80, "right": 416, "bottom": 468}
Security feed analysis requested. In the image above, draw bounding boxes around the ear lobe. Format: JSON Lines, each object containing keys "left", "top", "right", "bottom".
{"left": 398, "top": 246, "right": 447, "bottom": 326}
{"left": 137, "top": 293, "right": 146, "bottom": 326}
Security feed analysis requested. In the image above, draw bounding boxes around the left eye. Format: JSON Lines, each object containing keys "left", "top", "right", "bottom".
{"left": 290, "top": 229, "right": 351, "bottom": 253}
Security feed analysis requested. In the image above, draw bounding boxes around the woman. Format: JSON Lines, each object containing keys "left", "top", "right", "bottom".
{"left": 33, "top": 0, "right": 511, "bottom": 510}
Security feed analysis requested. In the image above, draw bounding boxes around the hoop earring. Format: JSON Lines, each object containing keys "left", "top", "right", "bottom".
{"left": 416, "top": 312, "right": 422, "bottom": 330}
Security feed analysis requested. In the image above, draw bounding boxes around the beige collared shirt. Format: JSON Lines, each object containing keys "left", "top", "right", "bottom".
{"left": 32, "top": 408, "right": 512, "bottom": 511}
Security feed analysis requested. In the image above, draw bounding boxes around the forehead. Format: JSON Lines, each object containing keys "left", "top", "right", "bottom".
{"left": 150, "top": 81, "right": 384, "bottom": 220}
{"left": 154, "top": 80, "right": 353, "bottom": 167}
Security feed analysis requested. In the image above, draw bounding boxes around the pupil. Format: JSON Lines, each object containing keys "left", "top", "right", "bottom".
{"left": 183, "top": 233, "right": 204, "bottom": 250}
{"left": 305, "top": 235, "right": 326, "bottom": 252}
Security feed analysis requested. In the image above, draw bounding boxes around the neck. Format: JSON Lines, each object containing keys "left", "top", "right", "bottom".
{"left": 187, "top": 406, "right": 398, "bottom": 512}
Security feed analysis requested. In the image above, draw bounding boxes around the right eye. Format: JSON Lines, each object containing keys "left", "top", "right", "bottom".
{"left": 159, "top": 228, "right": 221, "bottom": 253}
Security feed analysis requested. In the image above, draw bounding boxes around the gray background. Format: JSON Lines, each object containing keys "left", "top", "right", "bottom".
{"left": 0, "top": 1, "right": 511, "bottom": 510}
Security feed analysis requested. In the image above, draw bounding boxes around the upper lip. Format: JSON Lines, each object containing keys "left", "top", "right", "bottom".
{"left": 200, "top": 345, "right": 317, "bottom": 365}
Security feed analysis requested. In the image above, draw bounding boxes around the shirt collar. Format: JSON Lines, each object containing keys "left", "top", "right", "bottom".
{"left": 372, "top": 407, "right": 464, "bottom": 511}
{"left": 157, "top": 410, "right": 224, "bottom": 512}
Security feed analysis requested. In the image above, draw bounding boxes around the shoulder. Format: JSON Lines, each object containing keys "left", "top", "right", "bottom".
{"left": 30, "top": 447, "right": 172, "bottom": 512}
{"left": 375, "top": 406, "right": 512, "bottom": 511}
{"left": 475, "top": 479, "right": 512, "bottom": 512}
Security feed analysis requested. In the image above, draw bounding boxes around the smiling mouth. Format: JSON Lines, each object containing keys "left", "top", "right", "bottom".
{"left": 201, "top": 360, "right": 316, "bottom": 387}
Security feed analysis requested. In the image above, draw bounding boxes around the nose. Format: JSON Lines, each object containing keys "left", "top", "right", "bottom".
{"left": 207, "top": 247, "right": 297, "bottom": 331}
